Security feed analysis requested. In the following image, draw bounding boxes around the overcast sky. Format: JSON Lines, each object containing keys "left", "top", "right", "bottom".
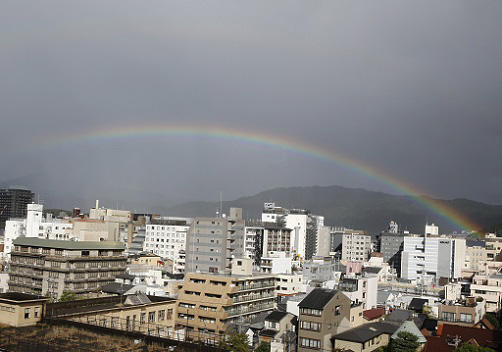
{"left": 1, "top": 0, "right": 501, "bottom": 210}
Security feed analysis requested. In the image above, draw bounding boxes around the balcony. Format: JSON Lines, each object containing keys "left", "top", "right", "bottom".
{"left": 237, "top": 282, "right": 275, "bottom": 291}
{"left": 225, "top": 302, "right": 275, "bottom": 318}
{"left": 232, "top": 293, "right": 275, "bottom": 304}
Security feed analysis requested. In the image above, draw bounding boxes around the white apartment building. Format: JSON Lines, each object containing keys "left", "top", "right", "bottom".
{"left": 260, "top": 253, "right": 292, "bottom": 274}
{"left": 400, "top": 235, "right": 465, "bottom": 283}
{"left": 275, "top": 273, "right": 304, "bottom": 296}
{"left": 3, "top": 203, "right": 73, "bottom": 259}
{"left": 143, "top": 218, "right": 191, "bottom": 268}
{"left": 341, "top": 233, "right": 372, "bottom": 262}
{"left": 470, "top": 272, "right": 502, "bottom": 313}
{"left": 262, "top": 203, "right": 309, "bottom": 259}
{"left": 338, "top": 275, "right": 378, "bottom": 309}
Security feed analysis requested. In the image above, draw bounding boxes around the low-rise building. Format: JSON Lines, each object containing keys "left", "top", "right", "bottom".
{"left": 275, "top": 273, "right": 304, "bottom": 296}
{"left": 338, "top": 275, "right": 378, "bottom": 310}
{"left": 470, "top": 272, "right": 502, "bottom": 312}
{"left": 259, "top": 311, "right": 296, "bottom": 352}
{"left": 438, "top": 296, "right": 486, "bottom": 326}
{"left": 46, "top": 293, "right": 177, "bottom": 337}
{"left": 0, "top": 292, "right": 48, "bottom": 327}
{"left": 332, "top": 321, "right": 399, "bottom": 352}
{"left": 8, "top": 237, "right": 126, "bottom": 299}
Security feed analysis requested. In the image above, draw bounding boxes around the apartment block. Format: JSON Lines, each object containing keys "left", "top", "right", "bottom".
{"left": 463, "top": 240, "right": 487, "bottom": 273}
{"left": 400, "top": 235, "right": 465, "bottom": 283}
{"left": 275, "top": 273, "right": 303, "bottom": 296}
{"left": 438, "top": 296, "right": 486, "bottom": 326}
{"left": 143, "top": 218, "right": 191, "bottom": 262}
{"left": 8, "top": 237, "right": 126, "bottom": 299}
{"left": 470, "top": 272, "right": 502, "bottom": 312}
{"left": 379, "top": 232, "right": 405, "bottom": 276}
{"left": 342, "top": 233, "right": 372, "bottom": 262}
{"left": 338, "top": 275, "right": 378, "bottom": 310}
{"left": 175, "top": 271, "right": 276, "bottom": 340}
{"left": 185, "top": 208, "right": 244, "bottom": 274}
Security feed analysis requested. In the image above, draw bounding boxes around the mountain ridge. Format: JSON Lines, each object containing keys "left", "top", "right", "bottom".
{"left": 165, "top": 185, "right": 502, "bottom": 234}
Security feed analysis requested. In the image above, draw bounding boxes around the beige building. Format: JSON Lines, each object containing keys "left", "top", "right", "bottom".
{"left": 0, "top": 292, "right": 48, "bottom": 327}
{"left": 47, "top": 293, "right": 177, "bottom": 337}
{"left": 297, "top": 288, "right": 357, "bottom": 352}
{"left": 259, "top": 311, "right": 296, "bottom": 352}
{"left": 9, "top": 237, "right": 127, "bottom": 299}
{"left": 485, "top": 233, "right": 502, "bottom": 261}
{"left": 176, "top": 269, "right": 276, "bottom": 340}
{"left": 463, "top": 240, "right": 487, "bottom": 274}
{"left": 438, "top": 297, "right": 486, "bottom": 326}
{"left": 70, "top": 219, "right": 120, "bottom": 242}
{"left": 332, "top": 321, "right": 399, "bottom": 352}
{"left": 131, "top": 253, "right": 163, "bottom": 267}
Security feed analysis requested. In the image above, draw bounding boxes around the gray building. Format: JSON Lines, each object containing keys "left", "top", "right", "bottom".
{"left": 185, "top": 208, "right": 244, "bottom": 274}
{"left": 0, "top": 187, "right": 34, "bottom": 230}
{"left": 380, "top": 232, "right": 405, "bottom": 276}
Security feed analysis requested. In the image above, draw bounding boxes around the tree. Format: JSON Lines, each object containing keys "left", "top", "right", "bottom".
{"left": 255, "top": 342, "right": 270, "bottom": 352}
{"left": 454, "top": 344, "right": 495, "bottom": 352}
{"left": 219, "top": 333, "right": 250, "bottom": 352}
{"left": 391, "top": 331, "right": 420, "bottom": 352}
{"left": 58, "top": 290, "right": 78, "bottom": 302}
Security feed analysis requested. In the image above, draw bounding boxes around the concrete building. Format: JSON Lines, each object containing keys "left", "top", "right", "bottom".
{"left": 332, "top": 321, "right": 399, "bottom": 352}
{"left": 470, "top": 272, "right": 502, "bottom": 312}
{"left": 425, "top": 223, "right": 439, "bottom": 236}
{"left": 175, "top": 270, "right": 276, "bottom": 339}
{"left": 305, "top": 215, "right": 324, "bottom": 260}
{"left": 342, "top": 232, "right": 372, "bottom": 262}
{"left": 70, "top": 218, "right": 120, "bottom": 242}
{"left": 275, "top": 273, "right": 304, "bottom": 296}
{"left": 463, "top": 239, "right": 487, "bottom": 274}
{"left": 379, "top": 232, "right": 405, "bottom": 276}
{"left": 338, "top": 275, "right": 378, "bottom": 310}
{"left": 143, "top": 218, "right": 191, "bottom": 264}
{"left": 262, "top": 203, "right": 309, "bottom": 260}
{"left": 185, "top": 208, "right": 244, "bottom": 274}
{"left": 0, "top": 292, "right": 48, "bottom": 327}
{"left": 303, "top": 258, "right": 345, "bottom": 284}
{"left": 46, "top": 293, "right": 177, "bottom": 338}
{"left": 438, "top": 296, "right": 486, "bottom": 326}
{"left": 8, "top": 237, "right": 127, "bottom": 299}
{"left": 400, "top": 235, "right": 466, "bottom": 283}
{"left": 244, "top": 221, "right": 265, "bottom": 264}
{"left": 260, "top": 253, "right": 292, "bottom": 274}
{"left": 3, "top": 203, "right": 74, "bottom": 259}
{"left": 297, "top": 288, "right": 354, "bottom": 352}
{"left": 484, "top": 233, "right": 502, "bottom": 261}
{"left": 0, "top": 187, "right": 34, "bottom": 230}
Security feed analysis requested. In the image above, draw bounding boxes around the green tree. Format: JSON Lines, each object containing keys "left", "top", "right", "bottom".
{"left": 484, "top": 312, "right": 500, "bottom": 329}
{"left": 255, "top": 341, "right": 270, "bottom": 352}
{"left": 58, "top": 290, "right": 78, "bottom": 302}
{"left": 454, "top": 344, "right": 495, "bottom": 352}
{"left": 391, "top": 331, "right": 420, "bottom": 352}
{"left": 220, "top": 333, "right": 250, "bottom": 352}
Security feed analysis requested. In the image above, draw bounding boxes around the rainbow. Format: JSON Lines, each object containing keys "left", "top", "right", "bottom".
{"left": 42, "top": 124, "right": 482, "bottom": 233}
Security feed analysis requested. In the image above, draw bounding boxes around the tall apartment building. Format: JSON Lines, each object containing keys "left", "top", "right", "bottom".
{"left": 0, "top": 187, "right": 34, "bottom": 230}
{"left": 380, "top": 232, "right": 405, "bottom": 276}
{"left": 341, "top": 233, "right": 372, "bottom": 262}
{"left": 463, "top": 240, "right": 487, "bottom": 273}
{"left": 262, "top": 203, "right": 309, "bottom": 259}
{"left": 143, "top": 217, "right": 191, "bottom": 261}
{"left": 243, "top": 221, "right": 265, "bottom": 265}
{"left": 400, "top": 235, "right": 466, "bottom": 283}
{"left": 305, "top": 215, "right": 324, "bottom": 260}
{"left": 176, "top": 266, "right": 276, "bottom": 339}
{"left": 244, "top": 220, "right": 294, "bottom": 261}
{"left": 8, "top": 237, "right": 126, "bottom": 300}
{"left": 185, "top": 208, "right": 244, "bottom": 274}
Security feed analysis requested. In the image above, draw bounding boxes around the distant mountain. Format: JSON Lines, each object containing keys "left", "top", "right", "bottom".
{"left": 166, "top": 185, "right": 502, "bottom": 234}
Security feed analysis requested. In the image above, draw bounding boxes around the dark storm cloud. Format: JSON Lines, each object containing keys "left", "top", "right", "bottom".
{"left": 1, "top": 0, "right": 501, "bottom": 210}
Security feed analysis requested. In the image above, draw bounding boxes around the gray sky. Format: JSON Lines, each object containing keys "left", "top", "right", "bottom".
{"left": 1, "top": 0, "right": 502, "bottom": 210}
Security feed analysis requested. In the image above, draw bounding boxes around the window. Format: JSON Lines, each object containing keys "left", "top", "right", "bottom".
{"left": 158, "top": 310, "right": 165, "bottom": 321}
{"left": 460, "top": 313, "right": 472, "bottom": 323}
{"left": 335, "top": 305, "right": 341, "bottom": 316}
{"left": 299, "top": 338, "right": 320, "bottom": 349}
{"left": 300, "top": 321, "right": 321, "bottom": 331}
{"left": 148, "top": 311, "right": 155, "bottom": 322}
{"left": 140, "top": 313, "right": 146, "bottom": 324}
{"left": 24, "top": 308, "right": 30, "bottom": 319}
{"left": 442, "top": 312, "right": 455, "bottom": 322}
{"left": 34, "top": 307, "right": 40, "bottom": 318}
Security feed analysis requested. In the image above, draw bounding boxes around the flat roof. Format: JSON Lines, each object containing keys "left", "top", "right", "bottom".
{"left": 13, "top": 237, "right": 125, "bottom": 250}
{"left": 0, "top": 292, "right": 48, "bottom": 303}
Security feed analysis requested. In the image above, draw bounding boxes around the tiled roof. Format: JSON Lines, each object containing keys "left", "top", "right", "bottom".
{"left": 265, "top": 310, "right": 289, "bottom": 322}
{"left": 298, "top": 288, "right": 338, "bottom": 309}
{"left": 424, "top": 324, "right": 502, "bottom": 352}
{"left": 363, "top": 308, "right": 385, "bottom": 320}
{"left": 333, "top": 322, "right": 399, "bottom": 343}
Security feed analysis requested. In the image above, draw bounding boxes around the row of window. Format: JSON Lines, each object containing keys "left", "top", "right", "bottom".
{"left": 300, "top": 321, "right": 321, "bottom": 331}
{"left": 299, "top": 338, "right": 320, "bottom": 349}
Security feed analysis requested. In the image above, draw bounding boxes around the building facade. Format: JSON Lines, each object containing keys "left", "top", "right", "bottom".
{"left": 143, "top": 218, "right": 191, "bottom": 263}
{"left": 342, "top": 233, "right": 372, "bottom": 262}
{"left": 8, "top": 237, "right": 126, "bottom": 299}
{"left": 0, "top": 187, "right": 34, "bottom": 230}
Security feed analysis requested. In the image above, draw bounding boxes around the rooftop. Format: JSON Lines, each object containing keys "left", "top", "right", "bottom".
{"left": 0, "top": 292, "right": 48, "bottom": 303}
{"left": 333, "top": 322, "right": 399, "bottom": 343}
{"left": 265, "top": 310, "right": 290, "bottom": 322}
{"left": 12, "top": 237, "right": 125, "bottom": 250}
{"left": 298, "top": 288, "right": 338, "bottom": 309}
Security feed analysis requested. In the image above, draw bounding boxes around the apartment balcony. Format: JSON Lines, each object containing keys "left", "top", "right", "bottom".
{"left": 237, "top": 282, "right": 275, "bottom": 291}
{"left": 232, "top": 293, "right": 275, "bottom": 304}
{"left": 224, "top": 302, "right": 275, "bottom": 318}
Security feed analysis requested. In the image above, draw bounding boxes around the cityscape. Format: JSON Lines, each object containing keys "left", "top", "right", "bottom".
{"left": 1, "top": 1, "right": 502, "bottom": 352}
{"left": 0, "top": 189, "right": 501, "bottom": 351}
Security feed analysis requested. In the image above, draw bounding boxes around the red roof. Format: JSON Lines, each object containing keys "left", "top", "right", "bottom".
{"left": 424, "top": 324, "right": 502, "bottom": 352}
{"left": 363, "top": 308, "right": 385, "bottom": 321}
{"left": 370, "top": 252, "right": 384, "bottom": 257}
